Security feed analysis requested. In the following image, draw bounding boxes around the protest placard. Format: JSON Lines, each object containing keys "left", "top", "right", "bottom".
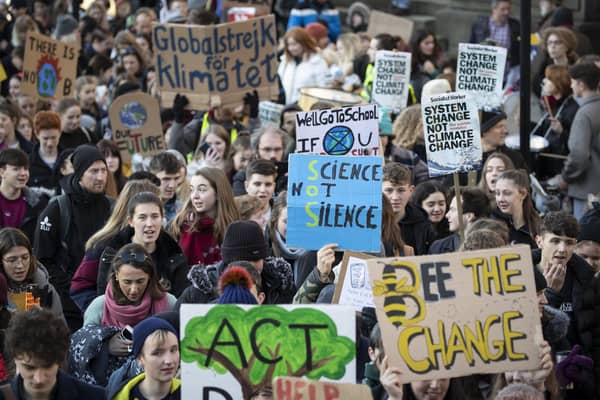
{"left": 295, "top": 104, "right": 380, "bottom": 156}
{"left": 456, "top": 43, "right": 507, "bottom": 109}
{"left": 273, "top": 377, "right": 373, "bottom": 400}
{"left": 332, "top": 252, "right": 375, "bottom": 311}
{"left": 109, "top": 92, "right": 164, "bottom": 164}
{"left": 180, "top": 304, "right": 356, "bottom": 400}
{"left": 367, "top": 245, "right": 543, "bottom": 383}
{"left": 421, "top": 92, "right": 482, "bottom": 177}
{"left": 21, "top": 31, "right": 79, "bottom": 100}
{"left": 286, "top": 154, "right": 382, "bottom": 252}
{"left": 367, "top": 10, "right": 414, "bottom": 43}
{"left": 153, "top": 15, "right": 279, "bottom": 110}
{"left": 371, "top": 51, "right": 411, "bottom": 113}
{"left": 259, "top": 100, "right": 284, "bottom": 127}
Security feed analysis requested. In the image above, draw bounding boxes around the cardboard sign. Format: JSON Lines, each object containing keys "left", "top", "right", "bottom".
{"left": 180, "top": 304, "right": 356, "bottom": 400}
{"left": 332, "top": 252, "right": 375, "bottom": 311}
{"left": 222, "top": 0, "right": 271, "bottom": 18}
{"left": 259, "top": 100, "right": 284, "bottom": 127}
{"left": 367, "top": 245, "right": 543, "bottom": 383}
{"left": 421, "top": 92, "right": 482, "bottom": 177}
{"left": 109, "top": 92, "right": 164, "bottom": 163}
{"left": 22, "top": 31, "right": 79, "bottom": 100}
{"left": 295, "top": 104, "right": 380, "bottom": 156}
{"left": 456, "top": 43, "right": 507, "bottom": 109}
{"left": 153, "top": 15, "right": 279, "bottom": 110}
{"left": 371, "top": 51, "right": 411, "bottom": 113}
{"left": 367, "top": 10, "right": 414, "bottom": 43}
{"left": 273, "top": 377, "right": 373, "bottom": 400}
{"left": 286, "top": 154, "right": 382, "bottom": 252}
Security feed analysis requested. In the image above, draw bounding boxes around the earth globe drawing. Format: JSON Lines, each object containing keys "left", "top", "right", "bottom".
{"left": 119, "top": 102, "right": 148, "bottom": 129}
{"left": 323, "top": 125, "right": 354, "bottom": 155}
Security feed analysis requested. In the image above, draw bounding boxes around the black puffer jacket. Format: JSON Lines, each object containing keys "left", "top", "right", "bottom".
{"left": 534, "top": 249, "right": 600, "bottom": 397}
{"left": 176, "top": 256, "right": 296, "bottom": 308}
{"left": 96, "top": 227, "right": 189, "bottom": 297}
{"left": 492, "top": 208, "right": 538, "bottom": 249}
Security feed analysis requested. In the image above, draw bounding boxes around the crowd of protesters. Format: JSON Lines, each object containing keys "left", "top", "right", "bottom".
{"left": 0, "top": 0, "right": 599, "bottom": 398}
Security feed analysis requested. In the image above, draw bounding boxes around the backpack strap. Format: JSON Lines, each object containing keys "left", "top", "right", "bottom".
{"left": 56, "top": 194, "right": 71, "bottom": 247}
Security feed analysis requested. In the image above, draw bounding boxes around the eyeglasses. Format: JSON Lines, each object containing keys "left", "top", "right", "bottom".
{"left": 2, "top": 253, "right": 30, "bottom": 266}
{"left": 114, "top": 251, "right": 151, "bottom": 264}
{"left": 259, "top": 147, "right": 283, "bottom": 153}
{"left": 119, "top": 47, "right": 138, "bottom": 56}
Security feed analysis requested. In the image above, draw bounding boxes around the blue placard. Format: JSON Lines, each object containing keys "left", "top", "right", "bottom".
{"left": 287, "top": 154, "right": 383, "bottom": 252}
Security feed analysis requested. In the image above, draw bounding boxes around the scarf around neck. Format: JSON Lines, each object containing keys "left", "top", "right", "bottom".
{"left": 101, "top": 283, "right": 169, "bottom": 328}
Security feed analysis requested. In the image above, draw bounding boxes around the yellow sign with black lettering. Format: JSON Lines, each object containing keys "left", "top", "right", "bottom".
{"left": 367, "top": 245, "right": 543, "bottom": 382}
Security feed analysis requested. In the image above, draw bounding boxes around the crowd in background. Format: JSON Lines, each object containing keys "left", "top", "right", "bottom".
{"left": 0, "top": 0, "right": 599, "bottom": 398}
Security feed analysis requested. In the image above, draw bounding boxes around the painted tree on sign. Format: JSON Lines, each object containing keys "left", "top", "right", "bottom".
{"left": 181, "top": 305, "right": 355, "bottom": 399}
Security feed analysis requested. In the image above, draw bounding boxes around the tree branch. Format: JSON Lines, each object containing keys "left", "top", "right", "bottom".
{"left": 186, "top": 340, "right": 251, "bottom": 392}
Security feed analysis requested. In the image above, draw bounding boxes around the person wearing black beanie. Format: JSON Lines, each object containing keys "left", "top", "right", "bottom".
{"left": 575, "top": 203, "right": 600, "bottom": 272}
{"left": 34, "top": 144, "right": 113, "bottom": 332}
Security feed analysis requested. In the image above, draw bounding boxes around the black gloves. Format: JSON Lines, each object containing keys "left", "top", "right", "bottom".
{"left": 173, "top": 94, "right": 189, "bottom": 123}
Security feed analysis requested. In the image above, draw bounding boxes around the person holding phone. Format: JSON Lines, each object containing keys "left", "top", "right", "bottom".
{"left": 187, "top": 124, "right": 232, "bottom": 178}
{"left": 69, "top": 243, "right": 177, "bottom": 387}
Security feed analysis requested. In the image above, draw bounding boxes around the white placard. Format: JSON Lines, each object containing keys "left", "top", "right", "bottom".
{"left": 421, "top": 92, "right": 482, "bottom": 177}
{"left": 295, "top": 104, "right": 380, "bottom": 156}
{"left": 456, "top": 43, "right": 507, "bottom": 109}
{"left": 180, "top": 304, "right": 356, "bottom": 400}
{"left": 371, "top": 51, "right": 411, "bottom": 113}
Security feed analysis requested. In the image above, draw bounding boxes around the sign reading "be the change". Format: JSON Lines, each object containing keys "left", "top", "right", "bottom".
{"left": 367, "top": 245, "right": 543, "bottom": 383}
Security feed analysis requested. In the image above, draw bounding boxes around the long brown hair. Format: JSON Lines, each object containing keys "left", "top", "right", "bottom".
{"left": 109, "top": 243, "right": 166, "bottom": 305}
{"left": 478, "top": 152, "right": 515, "bottom": 196}
{"left": 0, "top": 228, "right": 37, "bottom": 283}
{"left": 497, "top": 170, "right": 541, "bottom": 238}
{"left": 381, "top": 195, "right": 406, "bottom": 256}
{"left": 170, "top": 168, "right": 240, "bottom": 242}
{"left": 86, "top": 179, "right": 160, "bottom": 250}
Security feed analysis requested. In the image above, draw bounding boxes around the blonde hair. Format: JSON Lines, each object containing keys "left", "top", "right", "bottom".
{"left": 337, "top": 33, "right": 362, "bottom": 75}
{"left": 85, "top": 179, "right": 160, "bottom": 250}
{"left": 392, "top": 104, "right": 423, "bottom": 149}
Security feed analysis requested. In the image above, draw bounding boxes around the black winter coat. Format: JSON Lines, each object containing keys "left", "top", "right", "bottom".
{"left": 6, "top": 369, "right": 105, "bottom": 400}
{"left": 491, "top": 208, "right": 538, "bottom": 249}
{"left": 176, "top": 257, "right": 296, "bottom": 308}
{"left": 33, "top": 179, "right": 112, "bottom": 329}
{"left": 96, "top": 227, "right": 189, "bottom": 297}
{"left": 0, "top": 187, "right": 47, "bottom": 244}
{"left": 28, "top": 144, "right": 62, "bottom": 198}
{"left": 399, "top": 203, "right": 436, "bottom": 255}
{"left": 534, "top": 249, "right": 600, "bottom": 397}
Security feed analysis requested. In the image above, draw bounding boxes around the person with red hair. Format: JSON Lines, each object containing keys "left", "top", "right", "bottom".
{"left": 277, "top": 27, "right": 329, "bottom": 105}
{"left": 28, "top": 111, "right": 63, "bottom": 197}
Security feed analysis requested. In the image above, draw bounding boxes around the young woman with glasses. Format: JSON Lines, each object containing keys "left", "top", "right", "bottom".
{"left": 0, "top": 227, "right": 63, "bottom": 317}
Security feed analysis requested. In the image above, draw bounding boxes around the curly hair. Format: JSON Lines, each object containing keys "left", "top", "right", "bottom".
{"left": 392, "top": 104, "right": 422, "bottom": 149}
{"left": 5, "top": 307, "right": 70, "bottom": 365}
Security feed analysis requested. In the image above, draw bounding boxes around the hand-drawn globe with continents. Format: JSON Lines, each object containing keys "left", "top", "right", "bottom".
{"left": 119, "top": 102, "right": 148, "bottom": 129}
{"left": 323, "top": 125, "right": 354, "bottom": 155}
